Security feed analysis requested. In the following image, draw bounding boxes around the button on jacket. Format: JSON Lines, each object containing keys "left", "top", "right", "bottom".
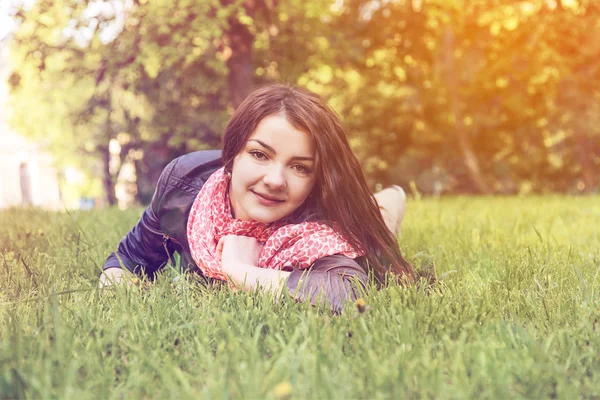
{"left": 103, "top": 150, "right": 368, "bottom": 312}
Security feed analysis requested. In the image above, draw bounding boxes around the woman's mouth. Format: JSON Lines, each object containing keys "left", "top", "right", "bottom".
{"left": 251, "top": 190, "right": 284, "bottom": 206}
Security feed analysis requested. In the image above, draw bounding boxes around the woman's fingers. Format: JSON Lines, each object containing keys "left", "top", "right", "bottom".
{"left": 220, "top": 235, "right": 264, "bottom": 269}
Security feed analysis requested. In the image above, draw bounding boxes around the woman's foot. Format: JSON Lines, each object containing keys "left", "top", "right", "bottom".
{"left": 373, "top": 185, "right": 407, "bottom": 236}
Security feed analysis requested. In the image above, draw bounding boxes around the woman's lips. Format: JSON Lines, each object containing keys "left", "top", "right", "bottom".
{"left": 252, "top": 190, "right": 284, "bottom": 206}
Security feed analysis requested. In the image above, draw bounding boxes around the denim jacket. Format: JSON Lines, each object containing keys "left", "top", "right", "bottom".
{"left": 103, "top": 150, "right": 367, "bottom": 312}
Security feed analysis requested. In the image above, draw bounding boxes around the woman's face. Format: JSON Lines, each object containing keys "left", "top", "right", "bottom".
{"left": 229, "top": 114, "right": 317, "bottom": 223}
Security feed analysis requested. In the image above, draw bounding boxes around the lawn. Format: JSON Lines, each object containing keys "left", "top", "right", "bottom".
{"left": 1, "top": 196, "right": 599, "bottom": 399}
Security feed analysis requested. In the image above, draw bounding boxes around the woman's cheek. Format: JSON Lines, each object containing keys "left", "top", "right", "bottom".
{"left": 295, "top": 177, "right": 316, "bottom": 202}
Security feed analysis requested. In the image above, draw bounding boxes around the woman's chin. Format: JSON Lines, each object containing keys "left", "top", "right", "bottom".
{"left": 245, "top": 198, "right": 290, "bottom": 223}
{"left": 245, "top": 204, "right": 291, "bottom": 223}
{"left": 248, "top": 212, "right": 283, "bottom": 224}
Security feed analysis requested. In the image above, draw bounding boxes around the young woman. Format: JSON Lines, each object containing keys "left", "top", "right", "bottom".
{"left": 100, "top": 84, "right": 413, "bottom": 312}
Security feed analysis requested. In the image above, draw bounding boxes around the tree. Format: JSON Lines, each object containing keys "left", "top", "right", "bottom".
{"left": 8, "top": 0, "right": 599, "bottom": 202}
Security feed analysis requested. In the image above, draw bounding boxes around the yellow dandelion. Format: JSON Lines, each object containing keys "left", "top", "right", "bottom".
{"left": 273, "top": 381, "right": 292, "bottom": 400}
{"left": 355, "top": 297, "right": 366, "bottom": 313}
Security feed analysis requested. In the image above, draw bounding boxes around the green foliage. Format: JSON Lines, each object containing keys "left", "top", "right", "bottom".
{"left": 1, "top": 197, "right": 599, "bottom": 398}
{"left": 323, "top": 0, "right": 600, "bottom": 193}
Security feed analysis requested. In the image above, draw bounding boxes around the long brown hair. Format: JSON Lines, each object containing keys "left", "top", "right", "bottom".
{"left": 221, "top": 84, "right": 414, "bottom": 283}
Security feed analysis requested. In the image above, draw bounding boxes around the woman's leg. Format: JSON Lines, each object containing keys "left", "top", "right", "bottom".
{"left": 373, "top": 185, "right": 407, "bottom": 236}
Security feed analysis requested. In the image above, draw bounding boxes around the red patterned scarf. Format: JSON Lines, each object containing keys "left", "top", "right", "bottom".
{"left": 186, "top": 167, "right": 363, "bottom": 280}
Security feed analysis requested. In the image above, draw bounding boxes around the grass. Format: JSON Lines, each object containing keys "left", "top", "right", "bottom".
{"left": 1, "top": 196, "right": 599, "bottom": 399}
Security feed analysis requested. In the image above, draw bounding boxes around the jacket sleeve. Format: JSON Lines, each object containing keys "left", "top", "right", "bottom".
{"left": 101, "top": 158, "right": 178, "bottom": 278}
{"left": 285, "top": 254, "right": 368, "bottom": 313}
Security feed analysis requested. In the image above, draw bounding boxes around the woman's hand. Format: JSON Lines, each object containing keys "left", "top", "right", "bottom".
{"left": 218, "top": 235, "right": 264, "bottom": 272}
{"left": 99, "top": 268, "right": 130, "bottom": 288}
{"left": 218, "top": 235, "right": 289, "bottom": 293}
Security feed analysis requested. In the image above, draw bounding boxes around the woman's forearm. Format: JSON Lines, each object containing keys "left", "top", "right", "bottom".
{"left": 224, "top": 263, "right": 291, "bottom": 293}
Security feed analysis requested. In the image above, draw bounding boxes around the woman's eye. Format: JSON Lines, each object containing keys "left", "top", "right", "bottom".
{"left": 293, "top": 164, "right": 311, "bottom": 174}
{"left": 249, "top": 150, "right": 268, "bottom": 160}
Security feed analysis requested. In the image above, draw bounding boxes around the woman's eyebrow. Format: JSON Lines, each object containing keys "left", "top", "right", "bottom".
{"left": 248, "top": 139, "right": 315, "bottom": 161}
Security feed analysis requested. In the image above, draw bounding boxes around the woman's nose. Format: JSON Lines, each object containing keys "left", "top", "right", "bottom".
{"left": 263, "top": 166, "right": 287, "bottom": 190}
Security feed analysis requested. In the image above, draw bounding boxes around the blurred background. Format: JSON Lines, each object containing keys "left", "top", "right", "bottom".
{"left": 0, "top": 0, "right": 598, "bottom": 210}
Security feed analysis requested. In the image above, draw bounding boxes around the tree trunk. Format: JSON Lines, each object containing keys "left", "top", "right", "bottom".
{"left": 574, "top": 130, "right": 596, "bottom": 193}
{"left": 100, "top": 145, "right": 117, "bottom": 206}
{"left": 225, "top": 8, "right": 255, "bottom": 109}
{"left": 443, "top": 27, "right": 490, "bottom": 194}
{"left": 558, "top": 70, "right": 596, "bottom": 193}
